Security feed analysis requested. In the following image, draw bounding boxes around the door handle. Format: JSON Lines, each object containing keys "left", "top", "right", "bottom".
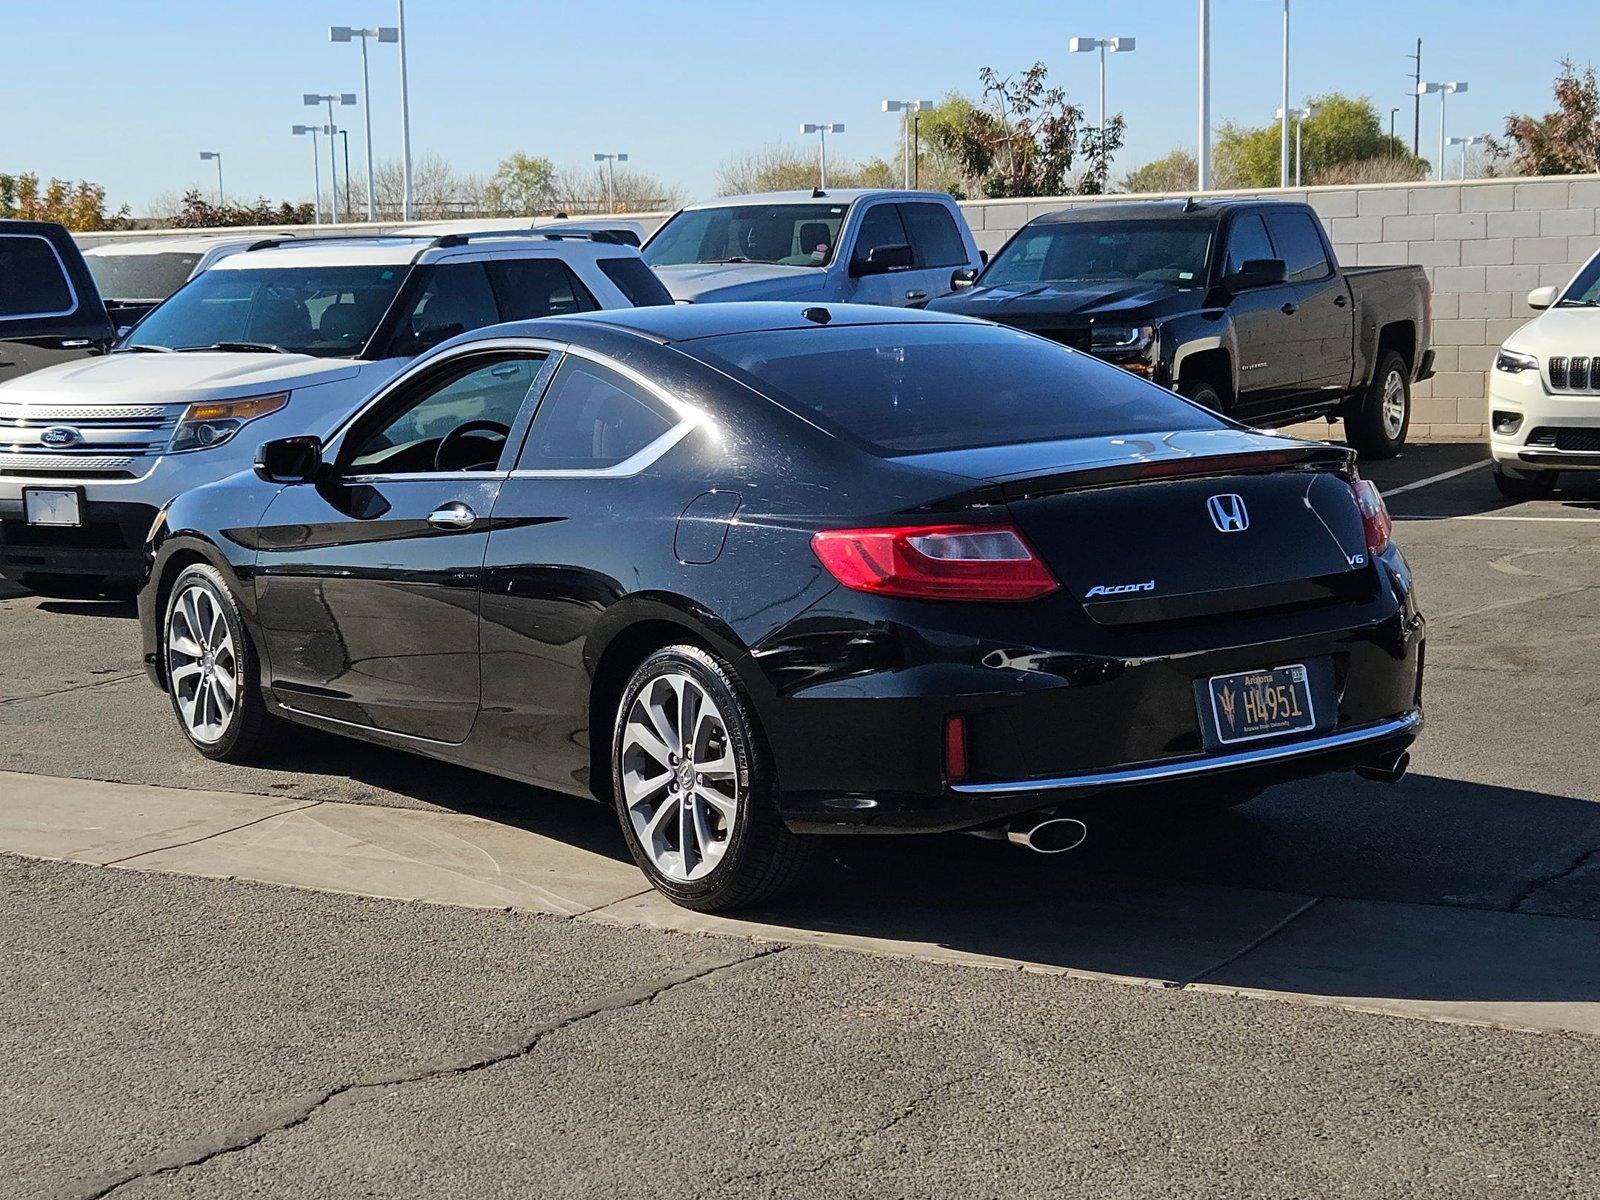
{"left": 56, "top": 338, "right": 92, "bottom": 349}
{"left": 490, "top": 363, "right": 522, "bottom": 377}
{"left": 1333, "top": 294, "right": 1349, "bottom": 307}
{"left": 1281, "top": 302, "right": 1298, "bottom": 315}
{"left": 905, "top": 289, "right": 928, "bottom": 301}
{"left": 427, "top": 502, "right": 477, "bottom": 530}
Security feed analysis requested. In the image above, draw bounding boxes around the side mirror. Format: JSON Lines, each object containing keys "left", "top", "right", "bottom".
{"left": 980, "top": 249, "right": 990, "bottom": 266}
{"left": 1224, "top": 258, "right": 1288, "bottom": 291}
{"left": 850, "top": 243, "right": 915, "bottom": 277}
{"left": 1528, "top": 286, "right": 1559, "bottom": 311}
{"left": 255, "top": 436, "right": 322, "bottom": 484}
{"left": 950, "top": 267, "right": 981, "bottom": 291}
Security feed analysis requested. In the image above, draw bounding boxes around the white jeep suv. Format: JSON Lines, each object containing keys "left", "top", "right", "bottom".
{"left": 0, "top": 230, "right": 670, "bottom": 596}
{"left": 1490, "top": 249, "right": 1600, "bottom": 498}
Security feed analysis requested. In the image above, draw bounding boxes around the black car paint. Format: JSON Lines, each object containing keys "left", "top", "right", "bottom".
{"left": 0, "top": 220, "right": 117, "bottom": 384}
{"left": 927, "top": 199, "right": 1434, "bottom": 429}
{"left": 140, "top": 304, "right": 1423, "bottom": 835}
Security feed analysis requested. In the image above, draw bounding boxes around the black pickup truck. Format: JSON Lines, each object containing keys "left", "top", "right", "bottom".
{"left": 0, "top": 219, "right": 117, "bottom": 385}
{"left": 928, "top": 198, "right": 1434, "bottom": 457}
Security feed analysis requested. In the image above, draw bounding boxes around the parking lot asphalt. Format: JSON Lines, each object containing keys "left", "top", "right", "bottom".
{"left": 6, "top": 439, "right": 1600, "bottom": 1196}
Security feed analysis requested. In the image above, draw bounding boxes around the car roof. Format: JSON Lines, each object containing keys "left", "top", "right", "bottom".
{"left": 490, "top": 301, "right": 978, "bottom": 345}
{"left": 1029, "top": 197, "right": 1296, "bottom": 225}
{"left": 82, "top": 234, "right": 276, "bottom": 257}
{"left": 682, "top": 189, "right": 944, "bottom": 210}
{"left": 205, "top": 232, "right": 641, "bottom": 271}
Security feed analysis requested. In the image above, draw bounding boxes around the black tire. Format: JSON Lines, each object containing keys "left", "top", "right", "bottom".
{"left": 1178, "top": 377, "right": 1224, "bottom": 413}
{"left": 1493, "top": 464, "right": 1558, "bottom": 500}
{"left": 161, "top": 563, "right": 282, "bottom": 762}
{"left": 610, "top": 644, "right": 811, "bottom": 912}
{"left": 1345, "top": 349, "right": 1411, "bottom": 460}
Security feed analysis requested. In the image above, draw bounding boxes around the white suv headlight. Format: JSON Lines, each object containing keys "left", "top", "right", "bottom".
{"left": 1494, "top": 349, "right": 1539, "bottom": 374}
{"left": 169, "top": 392, "right": 289, "bottom": 453}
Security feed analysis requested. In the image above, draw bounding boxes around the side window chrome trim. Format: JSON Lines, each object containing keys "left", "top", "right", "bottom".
{"left": 0, "top": 233, "right": 79, "bottom": 320}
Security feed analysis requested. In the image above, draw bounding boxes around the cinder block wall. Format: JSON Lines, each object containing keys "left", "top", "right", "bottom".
{"left": 80, "top": 175, "right": 1600, "bottom": 440}
{"left": 960, "top": 177, "right": 1600, "bottom": 440}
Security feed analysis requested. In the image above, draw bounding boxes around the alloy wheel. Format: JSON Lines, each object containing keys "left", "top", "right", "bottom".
{"left": 1381, "top": 369, "right": 1407, "bottom": 440}
{"left": 620, "top": 670, "right": 739, "bottom": 883}
{"left": 166, "top": 584, "right": 239, "bottom": 745}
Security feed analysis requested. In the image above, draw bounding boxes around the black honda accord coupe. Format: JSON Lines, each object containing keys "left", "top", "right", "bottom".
{"left": 138, "top": 302, "right": 1424, "bottom": 910}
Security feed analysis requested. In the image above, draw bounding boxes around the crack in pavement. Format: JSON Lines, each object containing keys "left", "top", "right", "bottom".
{"left": 1175, "top": 896, "right": 1323, "bottom": 988}
{"left": 0, "top": 673, "right": 143, "bottom": 707}
{"left": 99, "top": 801, "right": 327, "bottom": 868}
{"left": 1511, "top": 842, "right": 1600, "bottom": 914}
{"left": 60, "top": 945, "right": 785, "bottom": 1200}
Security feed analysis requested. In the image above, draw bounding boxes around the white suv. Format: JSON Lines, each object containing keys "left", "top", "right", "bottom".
{"left": 1490, "top": 250, "right": 1600, "bottom": 498}
{"left": 0, "top": 230, "right": 670, "bottom": 597}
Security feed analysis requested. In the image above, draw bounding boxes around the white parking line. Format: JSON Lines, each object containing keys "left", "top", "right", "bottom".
{"left": 1382, "top": 459, "right": 1490, "bottom": 497}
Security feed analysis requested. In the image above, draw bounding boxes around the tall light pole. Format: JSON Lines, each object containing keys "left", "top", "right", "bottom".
{"left": 330, "top": 24, "right": 399, "bottom": 220}
{"left": 1274, "top": 1, "right": 1291, "bottom": 188}
{"left": 593, "top": 152, "right": 629, "bottom": 212}
{"left": 1447, "top": 134, "right": 1488, "bottom": 180}
{"left": 1276, "top": 105, "right": 1316, "bottom": 186}
{"left": 800, "top": 123, "right": 844, "bottom": 191}
{"left": 305, "top": 93, "right": 356, "bottom": 223}
{"left": 1417, "top": 80, "right": 1468, "bottom": 182}
{"left": 1068, "top": 34, "right": 1135, "bottom": 183}
{"left": 198, "top": 151, "right": 224, "bottom": 207}
{"left": 397, "top": 0, "right": 414, "bottom": 219}
{"left": 882, "top": 100, "right": 933, "bottom": 189}
{"left": 292, "top": 125, "right": 325, "bottom": 225}
{"left": 1198, "top": 0, "right": 1211, "bottom": 191}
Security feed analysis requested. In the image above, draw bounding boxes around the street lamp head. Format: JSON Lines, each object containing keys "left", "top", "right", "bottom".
{"left": 1107, "top": 37, "right": 1136, "bottom": 52}
{"left": 801, "top": 123, "right": 844, "bottom": 134}
{"left": 292, "top": 125, "right": 316, "bottom": 135}
{"left": 329, "top": 25, "right": 353, "bottom": 41}
{"left": 1067, "top": 36, "right": 1099, "bottom": 52}
{"left": 303, "top": 94, "right": 322, "bottom": 105}
{"left": 340, "top": 93, "right": 357, "bottom": 106}
{"left": 199, "top": 151, "right": 219, "bottom": 161}
{"left": 618, "top": 153, "right": 630, "bottom": 163}
{"left": 1445, "top": 81, "right": 1468, "bottom": 94}
{"left": 377, "top": 27, "right": 399, "bottom": 42}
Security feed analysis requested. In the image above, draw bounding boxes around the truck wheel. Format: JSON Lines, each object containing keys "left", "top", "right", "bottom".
{"left": 1178, "top": 378, "right": 1224, "bottom": 413}
{"left": 163, "top": 563, "right": 282, "bottom": 762}
{"left": 1493, "top": 464, "right": 1558, "bottom": 500}
{"left": 612, "top": 644, "right": 811, "bottom": 912}
{"left": 1345, "top": 350, "right": 1411, "bottom": 459}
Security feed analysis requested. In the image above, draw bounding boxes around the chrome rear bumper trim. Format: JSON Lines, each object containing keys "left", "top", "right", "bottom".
{"left": 949, "top": 710, "right": 1424, "bottom": 796}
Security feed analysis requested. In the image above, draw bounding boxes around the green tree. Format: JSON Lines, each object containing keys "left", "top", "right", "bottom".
{"left": 1493, "top": 58, "right": 1600, "bottom": 175}
{"left": 1215, "top": 93, "right": 1425, "bottom": 188}
{"left": 0, "top": 172, "right": 130, "bottom": 230}
{"left": 1121, "top": 149, "right": 1198, "bottom": 194}
{"left": 483, "top": 152, "right": 557, "bottom": 216}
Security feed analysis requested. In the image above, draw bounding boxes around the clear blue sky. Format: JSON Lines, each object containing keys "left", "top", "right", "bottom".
{"left": 7, "top": 0, "right": 1595, "bottom": 211}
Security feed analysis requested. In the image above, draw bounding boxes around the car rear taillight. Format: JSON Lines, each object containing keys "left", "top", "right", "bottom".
{"left": 1351, "top": 477, "right": 1393, "bottom": 557}
{"left": 810, "top": 523, "right": 1060, "bottom": 602}
{"left": 944, "top": 714, "right": 969, "bottom": 781}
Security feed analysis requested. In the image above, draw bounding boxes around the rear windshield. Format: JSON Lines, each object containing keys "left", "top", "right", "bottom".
{"left": 644, "top": 204, "right": 848, "bottom": 268}
{"left": 682, "top": 322, "right": 1220, "bottom": 455}
{"left": 124, "top": 264, "right": 408, "bottom": 357}
{"left": 86, "top": 251, "right": 202, "bottom": 301}
{"left": 984, "top": 219, "right": 1214, "bottom": 288}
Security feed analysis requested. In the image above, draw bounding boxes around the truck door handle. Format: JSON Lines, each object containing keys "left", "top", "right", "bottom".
{"left": 1281, "top": 302, "right": 1298, "bottom": 315}
{"left": 905, "top": 289, "right": 928, "bottom": 301}
{"left": 1333, "top": 294, "right": 1348, "bottom": 307}
{"left": 427, "top": 502, "right": 477, "bottom": 530}
{"left": 57, "top": 338, "right": 92, "bottom": 349}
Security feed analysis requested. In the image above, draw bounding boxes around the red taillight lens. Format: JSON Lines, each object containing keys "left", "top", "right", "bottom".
{"left": 944, "top": 714, "right": 968, "bottom": 781}
{"left": 1351, "top": 477, "right": 1392, "bottom": 557}
{"left": 810, "top": 523, "right": 1060, "bottom": 602}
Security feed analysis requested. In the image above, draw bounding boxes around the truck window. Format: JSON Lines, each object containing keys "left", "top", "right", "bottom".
{"left": 984, "top": 220, "right": 1212, "bottom": 287}
{"left": 1224, "top": 215, "right": 1276, "bottom": 276}
{"left": 900, "top": 202, "right": 968, "bottom": 268}
{"left": 485, "top": 258, "right": 598, "bottom": 320}
{"left": 0, "top": 234, "right": 75, "bottom": 318}
{"left": 1264, "top": 211, "right": 1332, "bottom": 283}
{"left": 852, "top": 204, "right": 910, "bottom": 266}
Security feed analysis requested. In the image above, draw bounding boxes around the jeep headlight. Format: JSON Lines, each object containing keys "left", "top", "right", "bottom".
{"left": 169, "top": 392, "right": 289, "bottom": 453}
{"left": 1494, "top": 348, "right": 1539, "bottom": 374}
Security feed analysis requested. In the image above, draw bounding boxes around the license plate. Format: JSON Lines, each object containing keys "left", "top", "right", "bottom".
{"left": 23, "top": 488, "right": 82, "bottom": 527}
{"left": 1206, "top": 663, "right": 1316, "bottom": 745}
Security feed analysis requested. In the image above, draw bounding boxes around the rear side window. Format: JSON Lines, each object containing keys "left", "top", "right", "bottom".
{"left": 683, "top": 323, "right": 1219, "bottom": 456}
{"left": 518, "top": 357, "right": 676, "bottom": 471}
{"left": 485, "top": 258, "right": 598, "bottom": 320}
{"left": 852, "top": 204, "right": 910, "bottom": 265}
{"left": 401, "top": 262, "right": 499, "bottom": 341}
{"left": 86, "top": 251, "right": 200, "bottom": 301}
{"left": 597, "top": 257, "right": 674, "bottom": 307}
{"left": 1224, "top": 214, "right": 1276, "bottom": 276}
{"left": 900, "top": 202, "right": 968, "bottom": 268}
{"left": 0, "top": 235, "right": 75, "bottom": 318}
{"left": 1264, "top": 211, "right": 1332, "bottom": 283}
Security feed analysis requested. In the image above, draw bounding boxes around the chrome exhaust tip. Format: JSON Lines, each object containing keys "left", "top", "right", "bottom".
{"left": 1355, "top": 750, "right": 1410, "bottom": 784}
{"left": 1005, "top": 816, "right": 1089, "bottom": 854}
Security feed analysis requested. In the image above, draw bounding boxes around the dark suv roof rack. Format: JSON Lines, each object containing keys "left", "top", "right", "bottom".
{"left": 430, "top": 228, "right": 637, "bottom": 248}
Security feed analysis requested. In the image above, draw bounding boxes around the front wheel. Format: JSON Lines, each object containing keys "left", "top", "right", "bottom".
{"left": 1178, "top": 378, "right": 1224, "bottom": 414}
{"left": 612, "top": 644, "right": 810, "bottom": 911}
{"left": 163, "top": 563, "right": 281, "bottom": 762}
{"left": 1345, "top": 350, "right": 1411, "bottom": 459}
{"left": 1493, "top": 464, "right": 1558, "bottom": 500}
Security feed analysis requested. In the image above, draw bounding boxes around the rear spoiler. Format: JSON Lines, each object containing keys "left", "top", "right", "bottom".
{"left": 1000, "top": 444, "right": 1356, "bottom": 502}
